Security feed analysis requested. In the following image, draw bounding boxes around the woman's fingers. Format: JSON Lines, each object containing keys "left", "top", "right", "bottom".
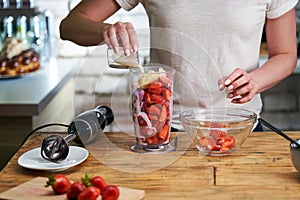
{"left": 103, "top": 21, "right": 138, "bottom": 55}
{"left": 219, "top": 68, "right": 247, "bottom": 92}
{"left": 128, "top": 26, "right": 139, "bottom": 52}
{"left": 103, "top": 29, "right": 113, "bottom": 50}
{"left": 224, "top": 68, "right": 247, "bottom": 86}
{"left": 106, "top": 26, "right": 120, "bottom": 53}
{"left": 230, "top": 90, "right": 255, "bottom": 104}
{"left": 219, "top": 68, "right": 258, "bottom": 104}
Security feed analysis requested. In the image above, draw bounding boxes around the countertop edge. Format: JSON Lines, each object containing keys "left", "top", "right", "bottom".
{"left": 0, "top": 57, "right": 81, "bottom": 117}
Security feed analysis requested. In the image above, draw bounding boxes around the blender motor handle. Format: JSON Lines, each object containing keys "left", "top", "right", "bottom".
{"left": 96, "top": 105, "right": 114, "bottom": 126}
{"left": 41, "top": 105, "right": 114, "bottom": 162}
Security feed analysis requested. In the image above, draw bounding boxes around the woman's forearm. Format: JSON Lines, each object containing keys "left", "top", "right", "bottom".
{"left": 60, "top": 13, "right": 111, "bottom": 46}
{"left": 250, "top": 53, "right": 297, "bottom": 94}
{"left": 59, "top": 0, "right": 121, "bottom": 46}
{"left": 253, "top": 8, "right": 298, "bottom": 94}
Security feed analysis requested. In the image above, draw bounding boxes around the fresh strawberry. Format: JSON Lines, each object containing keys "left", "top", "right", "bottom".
{"left": 102, "top": 185, "right": 120, "bottom": 200}
{"left": 90, "top": 175, "right": 107, "bottom": 192}
{"left": 45, "top": 174, "right": 71, "bottom": 194}
{"left": 67, "top": 181, "right": 86, "bottom": 200}
{"left": 78, "top": 186, "right": 100, "bottom": 200}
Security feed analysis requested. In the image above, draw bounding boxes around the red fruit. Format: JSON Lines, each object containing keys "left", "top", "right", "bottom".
{"left": 163, "top": 88, "right": 172, "bottom": 100}
{"left": 90, "top": 175, "right": 107, "bottom": 192}
{"left": 220, "top": 146, "right": 231, "bottom": 151}
{"left": 158, "top": 124, "right": 170, "bottom": 141}
{"left": 146, "top": 135, "right": 159, "bottom": 145}
{"left": 145, "top": 92, "right": 152, "bottom": 104}
{"left": 159, "top": 105, "right": 167, "bottom": 122}
{"left": 78, "top": 186, "right": 101, "bottom": 200}
{"left": 219, "top": 132, "right": 227, "bottom": 140}
{"left": 199, "top": 137, "right": 216, "bottom": 151}
{"left": 212, "top": 144, "right": 221, "bottom": 151}
{"left": 210, "top": 130, "right": 226, "bottom": 141}
{"left": 148, "top": 81, "right": 163, "bottom": 94}
{"left": 222, "top": 135, "right": 236, "bottom": 149}
{"left": 45, "top": 174, "right": 71, "bottom": 194}
{"left": 102, "top": 185, "right": 120, "bottom": 200}
{"left": 217, "top": 136, "right": 226, "bottom": 146}
{"left": 67, "top": 181, "right": 86, "bottom": 200}
{"left": 150, "top": 94, "right": 164, "bottom": 104}
{"left": 203, "top": 130, "right": 236, "bottom": 152}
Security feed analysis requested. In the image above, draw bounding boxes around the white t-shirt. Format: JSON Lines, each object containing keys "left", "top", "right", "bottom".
{"left": 116, "top": 0, "right": 298, "bottom": 128}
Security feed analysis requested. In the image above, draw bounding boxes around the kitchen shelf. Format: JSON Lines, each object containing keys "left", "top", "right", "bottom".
{"left": 0, "top": 8, "right": 38, "bottom": 21}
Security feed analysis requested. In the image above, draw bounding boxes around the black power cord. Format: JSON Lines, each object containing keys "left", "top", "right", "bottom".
{"left": 20, "top": 123, "right": 70, "bottom": 147}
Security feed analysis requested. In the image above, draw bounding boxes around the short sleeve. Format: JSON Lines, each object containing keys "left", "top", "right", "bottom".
{"left": 115, "top": 0, "right": 140, "bottom": 11}
{"left": 267, "top": 0, "right": 298, "bottom": 19}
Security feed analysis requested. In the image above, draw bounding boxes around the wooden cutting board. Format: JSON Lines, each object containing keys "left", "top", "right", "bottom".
{"left": 0, "top": 177, "right": 145, "bottom": 200}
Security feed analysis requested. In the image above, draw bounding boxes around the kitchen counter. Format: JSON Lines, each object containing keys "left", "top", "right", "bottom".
{"left": 0, "top": 131, "right": 300, "bottom": 199}
{"left": 0, "top": 57, "right": 81, "bottom": 169}
{"left": 0, "top": 57, "right": 80, "bottom": 116}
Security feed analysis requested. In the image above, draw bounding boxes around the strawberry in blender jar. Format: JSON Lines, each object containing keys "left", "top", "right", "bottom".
{"left": 130, "top": 65, "right": 175, "bottom": 150}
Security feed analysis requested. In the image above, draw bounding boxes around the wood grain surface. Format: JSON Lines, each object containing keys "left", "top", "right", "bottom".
{"left": 0, "top": 131, "right": 300, "bottom": 199}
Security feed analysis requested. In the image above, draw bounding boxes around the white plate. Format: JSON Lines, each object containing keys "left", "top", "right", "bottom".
{"left": 18, "top": 146, "right": 89, "bottom": 172}
{"left": 0, "top": 68, "right": 42, "bottom": 79}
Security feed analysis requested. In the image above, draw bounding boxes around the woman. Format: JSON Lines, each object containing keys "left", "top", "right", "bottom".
{"left": 60, "top": 0, "right": 298, "bottom": 131}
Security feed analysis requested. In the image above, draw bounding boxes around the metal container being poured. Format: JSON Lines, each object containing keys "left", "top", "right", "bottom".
{"left": 41, "top": 105, "right": 114, "bottom": 162}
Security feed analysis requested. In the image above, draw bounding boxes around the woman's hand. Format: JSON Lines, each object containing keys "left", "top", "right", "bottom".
{"left": 218, "top": 68, "right": 259, "bottom": 104}
{"left": 103, "top": 21, "right": 139, "bottom": 56}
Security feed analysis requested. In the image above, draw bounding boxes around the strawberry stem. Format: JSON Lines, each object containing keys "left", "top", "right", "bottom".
{"left": 81, "top": 174, "right": 92, "bottom": 187}
{"left": 45, "top": 175, "right": 56, "bottom": 187}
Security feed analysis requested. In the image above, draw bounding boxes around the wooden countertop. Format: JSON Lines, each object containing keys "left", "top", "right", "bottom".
{"left": 1, "top": 131, "right": 300, "bottom": 199}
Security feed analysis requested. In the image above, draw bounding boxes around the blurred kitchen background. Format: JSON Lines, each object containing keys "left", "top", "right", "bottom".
{"left": 0, "top": 0, "right": 300, "bottom": 169}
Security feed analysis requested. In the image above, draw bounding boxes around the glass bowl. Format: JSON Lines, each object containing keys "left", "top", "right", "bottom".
{"left": 179, "top": 108, "right": 257, "bottom": 156}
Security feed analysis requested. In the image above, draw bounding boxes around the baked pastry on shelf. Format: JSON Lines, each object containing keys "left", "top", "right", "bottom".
{"left": 0, "top": 37, "right": 40, "bottom": 76}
